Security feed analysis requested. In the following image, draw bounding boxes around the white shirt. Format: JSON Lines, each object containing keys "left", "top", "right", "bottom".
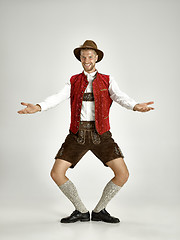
{"left": 38, "top": 71, "right": 137, "bottom": 120}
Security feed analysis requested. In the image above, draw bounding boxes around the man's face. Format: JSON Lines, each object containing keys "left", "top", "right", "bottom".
{"left": 80, "top": 49, "right": 98, "bottom": 73}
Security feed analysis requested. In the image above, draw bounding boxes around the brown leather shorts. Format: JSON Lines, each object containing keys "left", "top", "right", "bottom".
{"left": 55, "top": 121, "right": 124, "bottom": 168}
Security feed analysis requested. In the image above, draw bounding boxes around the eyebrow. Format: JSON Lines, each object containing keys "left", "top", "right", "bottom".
{"left": 80, "top": 55, "right": 93, "bottom": 58}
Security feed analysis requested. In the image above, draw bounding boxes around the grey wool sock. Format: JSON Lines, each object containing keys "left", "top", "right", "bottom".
{"left": 59, "top": 179, "right": 88, "bottom": 213}
{"left": 93, "top": 180, "right": 121, "bottom": 213}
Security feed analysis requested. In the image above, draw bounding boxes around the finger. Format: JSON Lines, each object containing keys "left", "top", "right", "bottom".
{"left": 24, "top": 109, "right": 29, "bottom": 114}
{"left": 19, "top": 109, "right": 28, "bottom": 114}
{"left": 17, "top": 110, "right": 23, "bottom": 114}
{"left": 145, "top": 107, "right": 154, "bottom": 112}
{"left": 18, "top": 109, "right": 26, "bottom": 114}
{"left": 21, "top": 102, "right": 28, "bottom": 106}
{"left": 140, "top": 107, "right": 149, "bottom": 112}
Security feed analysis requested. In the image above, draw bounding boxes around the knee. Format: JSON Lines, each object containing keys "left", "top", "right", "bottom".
{"left": 115, "top": 169, "right": 129, "bottom": 186}
{"left": 123, "top": 169, "right": 130, "bottom": 183}
{"left": 50, "top": 169, "right": 56, "bottom": 181}
{"left": 50, "top": 168, "right": 64, "bottom": 183}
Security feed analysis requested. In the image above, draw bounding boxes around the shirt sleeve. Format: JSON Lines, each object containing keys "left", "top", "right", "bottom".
{"left": 109, "top": 76, "right": 137, "bottom": 110}
{"left": 37, "top": 81, "right": 70, "bottom": 111}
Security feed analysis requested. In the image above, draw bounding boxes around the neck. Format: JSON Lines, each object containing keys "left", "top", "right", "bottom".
{"left": 84, "top": 69, "right": 97, "bottom": 74}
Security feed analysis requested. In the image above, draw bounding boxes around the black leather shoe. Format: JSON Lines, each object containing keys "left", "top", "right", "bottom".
{"left": 91, "top": 209, "right": 120, "bottom": 223}
{"left": 60, "top": 210, "right": 90, "bottom": 223}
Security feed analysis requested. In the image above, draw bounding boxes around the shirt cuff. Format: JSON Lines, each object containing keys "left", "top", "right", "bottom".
{"left": 129, "top": 101, "right": 138, "bottom": 111}
{"left": 36, "top": 102, "right": 48, "bottom": 112}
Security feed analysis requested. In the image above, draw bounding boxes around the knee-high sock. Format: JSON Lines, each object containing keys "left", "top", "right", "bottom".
{"left": 58, "top": 179, "right": 88, "bottom": 213}
{"left": 93, "top": 180, "right": 121, "bottom": 213}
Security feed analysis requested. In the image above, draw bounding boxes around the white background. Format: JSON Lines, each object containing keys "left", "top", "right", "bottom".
{"left": 0, "top": 0, "right": 179, "bottom": 239}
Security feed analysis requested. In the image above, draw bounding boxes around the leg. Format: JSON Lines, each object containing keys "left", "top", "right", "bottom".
{"left": 92, "top": 158, "right": 129, "bottom": 223}
{"left": 93, "top": 157, "right": 129, "bottom": 212}
{"left": 51, "top": 130, "right": 91, "bottom": 223}
{"left": 106, "top": 157, "right": 129, "bottom": 187}
{"left": 50, "top": 159, "right": 89, "bottom": 222}
{"left": 50, "top": 158, "right": 72, "bottom": 186}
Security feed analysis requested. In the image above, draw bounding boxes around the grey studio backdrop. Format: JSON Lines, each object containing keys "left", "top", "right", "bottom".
{"left": 0, "top": 0, "right": 179, "bottom": 240}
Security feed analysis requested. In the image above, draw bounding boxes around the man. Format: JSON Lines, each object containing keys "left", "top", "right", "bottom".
{"left": 18, "top": 40, "right": 154, "bottom": 224}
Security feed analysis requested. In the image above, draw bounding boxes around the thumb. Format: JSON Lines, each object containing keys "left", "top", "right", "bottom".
{"left": 21, "top": 102, "right": 28, "bottom": 106}
{"left": 146, "top": 101, "right": 154, "bottom": 105}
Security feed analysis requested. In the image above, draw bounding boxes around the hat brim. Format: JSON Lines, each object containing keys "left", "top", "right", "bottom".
{"left": 74, "top": 47, "right": 104, "bottom": 63}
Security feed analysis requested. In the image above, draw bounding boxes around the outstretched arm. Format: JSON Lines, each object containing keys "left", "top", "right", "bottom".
{"left": 109, "top": 76, "right": 154, "bottom": 112}
{"left": 109, "top": 76, "right": 138, "bottom": 110}
{"left": 17, "top": 102, "right": 41, "bottom": 114}
{"left": 17, "top": 80, "right": 70, "bottom": 114}
{"left": 133, "top": 101, "right": 154, "bottom": 112}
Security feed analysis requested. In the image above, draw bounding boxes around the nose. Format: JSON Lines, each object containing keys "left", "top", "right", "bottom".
{"left": 84, "top": 58, "right": 89, "bottom": 63}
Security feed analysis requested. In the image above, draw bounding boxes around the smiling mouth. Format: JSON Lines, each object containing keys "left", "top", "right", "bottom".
{"left": 84, "top": 64, "right": 91, "bottom": 67}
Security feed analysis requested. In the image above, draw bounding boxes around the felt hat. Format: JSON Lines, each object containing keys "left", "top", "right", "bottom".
{"left": 74, "top": 40, "right": 104, "bottom": 63}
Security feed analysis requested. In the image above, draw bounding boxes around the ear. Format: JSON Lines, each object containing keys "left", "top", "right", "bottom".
{"left": 96, "top": 54, "right": 98, "bottom": 62}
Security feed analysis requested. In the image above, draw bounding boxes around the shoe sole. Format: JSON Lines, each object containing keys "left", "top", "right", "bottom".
{"left": 91, "top": 218, "right": 101, "bottom": 221}
{"left": 91, "top": 218, "right": 120, "bottom": 223}
{"left": 61, "top": 218, "right": 90, "bottom": 223}
{"left": 80, "top": 219, "right": 90, "bottom": 222}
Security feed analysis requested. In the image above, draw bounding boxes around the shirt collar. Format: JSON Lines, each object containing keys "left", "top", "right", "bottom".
{"left": 84, "top": 70, "right": 97, "bottom": 78}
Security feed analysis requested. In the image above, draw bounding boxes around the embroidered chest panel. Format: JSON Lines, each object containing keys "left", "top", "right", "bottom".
{"left": 83, "top": 93, "right": 94, "bottom": 101}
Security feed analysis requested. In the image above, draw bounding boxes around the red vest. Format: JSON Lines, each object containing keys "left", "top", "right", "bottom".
{"left": 70, "top": 72, "right": 113, "bottom": 135}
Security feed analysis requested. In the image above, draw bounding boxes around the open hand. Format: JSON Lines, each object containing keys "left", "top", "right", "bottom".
{"left": 17, "top": 102, "right": 41, "bottom": 114}
{"left": 133, "top": 101, "right": 154, "bottom": 112}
